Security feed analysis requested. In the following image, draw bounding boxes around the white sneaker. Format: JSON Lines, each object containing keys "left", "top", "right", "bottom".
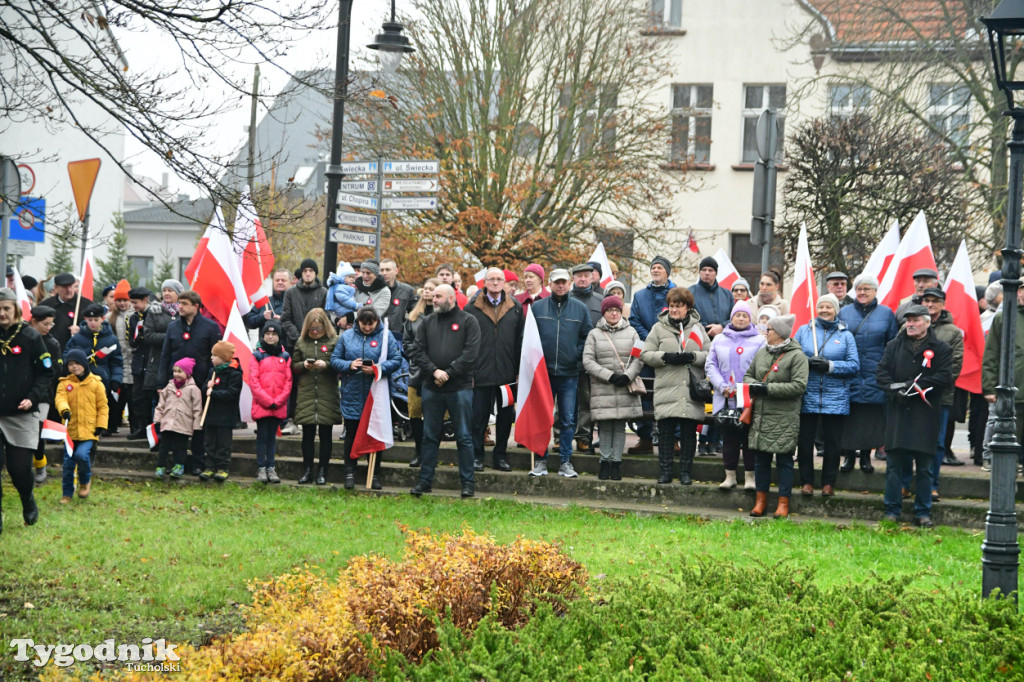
{"left": 266, "top": 467, "right": 281, "bottom": 484}
{"left": 280, "top": 419, "right": 297, "bottom": 435}
{"left": 981, "top": 460, "right": 992, "bottom": 472}
{"left": 257, "top": 467, "right": 268, "bottom": 483}
{"left": 558, "top": 462, "right": 578, "bottom": 478}
{"left": 529, "top": 461, "right": 548, "bottom": 477}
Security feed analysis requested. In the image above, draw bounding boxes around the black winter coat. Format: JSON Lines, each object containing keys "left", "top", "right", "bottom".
{"left": 281, "top": 279, "right": 327, "bottom": 350}
{"left": 465, "top": 292, "right": 524, "bottom": 387}
{"left": 876, "top": 328, "right": 953, "bottom": 456}
{"left": 410, "top": 307, "right": 480, "bottom": 392}
{"left": 204, "top": 360, "right": 243, "bottom": 427}
{"left": 65, "top": 322, "right": 124, "bottom": 388}
{"left": 139, "top": 302, "right": 176, "bottom": 390}
{"left": 403, "top": 308, "right": 432, "bottom": 389}
{"left": 158, "top": 313, "right": 221, "bottom": 388}
{"left": 0, "top": 322, "right": 53, "bottom": 415}
{"left": 39, "top": 294, "right": 93, "bottom": 350}
{"left": 384, "top": 280, "right": 418, "bottom": 339}
{"left": 571, "top": 285, "right": 604, "bottom": 326}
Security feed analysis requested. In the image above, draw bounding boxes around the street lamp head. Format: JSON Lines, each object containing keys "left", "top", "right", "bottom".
{"left": 368, "top": 20, "right": 415, "bottom": 73}
{"left": 982, "top": 0, "right": 1024, "bottom": 110}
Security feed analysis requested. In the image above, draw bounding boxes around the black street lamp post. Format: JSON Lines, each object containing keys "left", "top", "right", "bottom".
{"left": 323, "top": 0, "right": 414, "bottom": 276}
{"left": 981, "top": 0, "right": 1024, "bottom": 602}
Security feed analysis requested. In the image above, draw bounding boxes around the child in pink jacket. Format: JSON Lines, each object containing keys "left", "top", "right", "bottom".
{"left": 153, "top": 357, "right": 203, "bottom": 479}
{"left": 250, "top": 320, "right": 292, "bottom": 484}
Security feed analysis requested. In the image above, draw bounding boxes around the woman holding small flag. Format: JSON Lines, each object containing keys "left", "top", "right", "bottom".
{"left": 640, "top": 287, "right": 711, "bottom": 486}
{"left": 743, "top": 314, "right": 808, "bottom": 519}
{"left": 583, "top": 295, "right": 643, "bottom": 480}
{"left": 331, "top": 306, "right": 401, "bottom": 490}
{"left": 704, "top": 300, "right": 765, "bottom": 490}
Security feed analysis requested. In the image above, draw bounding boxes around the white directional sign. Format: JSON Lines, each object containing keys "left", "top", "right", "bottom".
{"left": 384, "top": 178, "right": 438, "bottom": 193}
{"left": 339, "top": 180, "right": 377, "bottom": 193}
{"left": 383, "top": 196, "right": 438, "bottom": 211}
{"left": 382, "top": 160, "right": 440, "bottom": 174}
{"left": 337, "top": 192, "right": 378, "bottom": 210}
{"left": 331, "top": 229, "right": 378, "bottom": 247}
{"left": 340, "top": 161, "right": 378, "bottom": 174}
{"left": 336, "top": 210, "right": 379, "bottom": 229}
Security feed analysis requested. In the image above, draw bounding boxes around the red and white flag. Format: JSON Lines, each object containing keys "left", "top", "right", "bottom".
{"left": 79, "top": 244, "right": 95, "bottom": 302}
{"left": 862, "top": 219, "right": 901, "bottom": 285}
{"left": 186, "top": 207, "right": 251, "bottom": 327}
{"left": 41, "top": 419, "right": 66, "bottom": 442}
{"left": 350, "top": 322, "right": 394, "bottom": 457}
{"left": 499, "top": 383, "right": 515, "bottom": 409}
{"left": 92, "top": 344, "right": 117, "bottom": 359}
{"left": 789, "top": 222, "right": 818, "bottom": 336}
{"left": 695, "top": 422, "right": 709, "bottom": 436}
{"left": 686, "top": 230, "right": 700, "bottom": 255}
{"left": 685, "top": 328, "right": 704, "bottom": 350}
{"left": 11, "top": 266, "right": 31, "bottom": 320}
{"left": 474, "top": 266, "right": 488, "bottom": 288}
{"left": 878, "top": 211, "right": 937, "bottom": 311}
{"left": 588, "top": 242, "right": 615, "bottom": 288}
{"left": 711, "top": 248, "right": 740, "bottom": 290}
{"left": 224, "top": 306, "right": 254, "bottom": 422}
{"left": 735, "top": 383, "right": 753, "bottom": 409}
{"left": 629, "top": 337, "right": 644, "bottom": 359}
{"left": 146, "top": 423, "right": 160, "bottom": 449}
{"left": 515, "top": 307, "right": 555, "bottom": 456}
{"left": 943, "top": 240, "right": 984, "bottom": 394}
{"left": 235, "top": 187, "right": 276, "bottom": 309}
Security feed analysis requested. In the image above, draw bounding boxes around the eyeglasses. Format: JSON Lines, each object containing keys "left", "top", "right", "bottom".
{"left": 733, "top": 288, "right": 748, "bottom": 293}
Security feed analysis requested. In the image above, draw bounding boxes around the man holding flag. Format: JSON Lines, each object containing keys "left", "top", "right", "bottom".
{"left": 41, "top": 273, "right": 92, "bottom": 349}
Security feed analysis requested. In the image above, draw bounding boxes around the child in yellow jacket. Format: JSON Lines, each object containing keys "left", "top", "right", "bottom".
{"left": 54, "top": 348, "right": 108, "bottom": 503}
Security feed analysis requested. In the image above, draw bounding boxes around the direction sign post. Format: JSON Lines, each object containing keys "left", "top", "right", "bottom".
{"left": 0, "top": 156, "right": 20, "bottom": 273}
{"left": 382, "top": 160, "right": 440, "bottom": 174}
{"left": 335, "top": 210, "right": 379, "bottom": 229}
{"left": 330, "top": 229, "right": 378, "bottom": 248}
{"left": 383, "top": 196, "right": 438, "bottom": 211}
{"left": 336, "top": 192, "right": 378, "bottom": 210}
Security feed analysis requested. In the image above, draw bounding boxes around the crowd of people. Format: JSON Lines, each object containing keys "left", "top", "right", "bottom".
{"left": 0, "top": 251, "right": 1006, "bottom": 533}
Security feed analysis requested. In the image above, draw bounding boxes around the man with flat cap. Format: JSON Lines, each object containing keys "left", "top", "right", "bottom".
{"left": 588, "top": 261, "right": 605, "bottom": 296}
{"left": 40, "top": 273, "right": 92, "bottom": 349}
{"left": 895, "top": 268, "right": 939, "bottom": 321}
{"left": 825, "top": 272, "right": 854, "bottom": 308}
{"left": 877, "top": 303, "right": 953, "bottom": 528}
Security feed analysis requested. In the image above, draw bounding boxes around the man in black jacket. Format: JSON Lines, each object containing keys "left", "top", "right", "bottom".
{"left": 381, "top": 258, "right": 417, "bottom": 342}
{"left": 40, "top": 272, "right": 93, "bottom": 349}
{"left": 570, "top": 264, "right": 604, "bottom": 452}
{"left": 409, "top": 284, "right": 481, "bottom": 498}
{"left": 125, "top": 287, "right": 152, "bottom": 439}
{"left": 466, "top": 268, "right": 524, "bottom": 472}
{"left": 243, "top": 268, "right": 290, "bottom": 330}
{"left": 877, "top": 305, "right": 953, "bottom": 528}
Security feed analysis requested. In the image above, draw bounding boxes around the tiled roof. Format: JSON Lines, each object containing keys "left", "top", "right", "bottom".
{"left": 805, "top": 0, "right": 974, "bottom": 46}
{"left": 123, "top": 198, "right": 215, "bottom": 225}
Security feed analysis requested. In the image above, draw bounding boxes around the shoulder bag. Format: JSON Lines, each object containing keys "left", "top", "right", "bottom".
{"left": 601, "top": 329, "right": 647, "bottom": 395}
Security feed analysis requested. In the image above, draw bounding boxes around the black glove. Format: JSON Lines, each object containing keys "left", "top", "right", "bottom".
{"left": 94, "top": 427, "right": 104, "bottom": 437}
{"left": 61, "top": 410, "right": 71, "bottom": 421}
{"left": 677, "top": 351, "right": 695, "bottom": 365}
{"left": 268, "top": 403, "right": 278, "bottom": 410}
{"left": 662, "top": 353, "right": 688, "bottom": 365}
{"left": 110, "top": 382, "right": 121, "bottom": 392}
{"left": 894, "top": 391, "right": 910, "bottom": 405}
{"left": 610, "top": 373, "right": 631, "bottom": 387}
{"left": 748, "top": 382, "right": 768, "bottom": 397}
{"left": 807, "top": 356, "right": 830, "bottom": 372}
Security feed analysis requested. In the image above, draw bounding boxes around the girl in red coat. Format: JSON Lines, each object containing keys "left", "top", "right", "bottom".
{"left": 250, "top": 320, "right": 292, "bottom": 484}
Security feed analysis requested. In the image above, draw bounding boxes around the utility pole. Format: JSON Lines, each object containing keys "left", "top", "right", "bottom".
{"left": 247, "top": 65, "right": 260, "bottom": 191}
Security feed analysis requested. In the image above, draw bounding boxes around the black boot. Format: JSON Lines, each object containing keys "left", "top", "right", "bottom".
{"left": 678, "top": 429, "right": 695, "bottom": 485}
{"left": 371, "top": 458, "right": 383, "bottom": 490}
{"left": 298, "top": 467, "right": 314, "bottom": 485}
{"left": 840, "top": 452, "right": 855, "bottom": 474}
{"left": 23, "top": 495, "right": 38, "bottom": 526}
{"left": 859, "top": 450, "right": 875, "bottom": 474}
{"left": 409, "top": 418, "right": 423, "bottom": 467}
{"left": 344, "top": 463, "right": 356, "bottom": 490}
{"left": 315, "top": 465, "right": 327, "bottom": 485}
{"left": 678, "top": 456, "right": 693, "bottom": 486}
{"left": 598, "top": 460, "right": 611, "bottom": 480}
{"left": 610, "top": 461, "right": 622, "bottom": 481}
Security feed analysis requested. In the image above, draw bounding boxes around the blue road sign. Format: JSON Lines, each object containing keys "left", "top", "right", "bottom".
{"left": 12, "top": 197, "right": 45, "bottom": 242}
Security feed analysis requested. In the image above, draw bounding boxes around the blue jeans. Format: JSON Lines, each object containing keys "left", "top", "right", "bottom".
{"left": 419, "top": 385, "right": 474, "bottom": 485}
{"left": 63, "top": 440, "right": 95, "bottom": 497}
{"left": 255, "top": 417, "right": 281, "bottom": 468}
{"left": 752, "top": 449, "right": 794, "bottom": 496}
{"left": 545, "top": 375, "right": 578, "bottom": 464}
{"left": 886, "top": 448, "right": 933, "bottom": 518}
{"left": 900, "top": 406, "right": 948, "bottom": 494}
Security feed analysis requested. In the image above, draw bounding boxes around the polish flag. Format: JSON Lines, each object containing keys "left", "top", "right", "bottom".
{"left": 711, "top": 248, "right": 740, "bottom": 290}
{"left": 515, "top": 307, "right": 555, "bottom": 456}
{"left": 41, "top": 419, "right": 67, "bottom": 442}
{"left": 686, "top": 230, "right": 700, "bottom": 254}
{"left": 474, "top": 267, "right": 488, "bottom": 288}
{"left": 686, "top": 328, "right": 704, "bottom": 350}
{"left": 789, "top": 222, "right": 818, "bottom": 336}
{"left": 862, "top": 219, "right": 901, "bottom": 285}
{"left": 350, "top": 322, "right": 394, "bottom": 457}
{"left": 695, "top": 423, "right": 709, "bottom": 435}
{"left": 878, "top": 211, "right": 937, "bottom": 311}
{"left": 629, "top": 338, "right": 644, "bottom": 359}
{"left": 11, "top": 266, "right": 32, "bottom": 320}
{"left": 187, "top": 207, "right": 252, "bottom": 327}
{"left": 499, "top": 383, "right": 515, "bottom": 409}
{"left": 589, "top": 242, "right": 615, "bottom": 288}
{"left": 92, "top": 344, "right": 117, "bottom": 359}
{"left": 146, "top": 423, "right": 160, "bottom": 449}
{"left": 224, "top": 306, "right": 254, "bottom": 422}
{"left": 735, "top": 383, "right": 753, "bottom": 408}
{"left": 79, "top": 244, "right": 95, "bottom": 302}
{"left": 235, "top": 187, "right": 275, "bottom": 309}
{"left": 943, "top": 240, "right": 984, "bottom": 394}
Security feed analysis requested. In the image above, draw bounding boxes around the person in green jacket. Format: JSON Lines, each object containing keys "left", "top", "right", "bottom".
{"left": 744, "top": 314, "right": 808, "bottom": 519}
{"left": 981, "top": 284, "right": 1024, "bottom": 470}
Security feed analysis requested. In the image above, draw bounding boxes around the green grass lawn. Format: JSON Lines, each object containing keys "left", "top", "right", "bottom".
{"left": 0, "top": 477, "right": 990, "bottom": 678}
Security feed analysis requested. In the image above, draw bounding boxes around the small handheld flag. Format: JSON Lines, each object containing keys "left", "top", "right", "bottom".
{"left": 630, "top": 338, "right": 644, "bottom": 359}
{"left": 499, "top": 384, "right": 515, "bottom": 409}
{"left": 41, "top": 419, "right": 67, "bottom": 442}
{"left": 146, "top": 423, "right": 160, "bottom": 449}
{"left": 92, "top": 344, "right": 118, "bottom": 360}
{"left": 736, "top": 383, "right": 753, "bottom": 409}
{"left": 685, "top": 329, "right": 703, "bottom": 350}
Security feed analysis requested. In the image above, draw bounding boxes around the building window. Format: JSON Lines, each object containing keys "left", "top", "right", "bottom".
{"left": 671, "top": 84, "right": 713, "bottom": 165}
{"left": 129, "top": 256, "right": 155, "bottom": 288}
{"left": 559, "top": 84, "right": 618, "bottom": 158}
{"left": 929, "top": 83, "right": 971, "bottom": 149}
{"left": 178, "top": 258, "right": 192, "bottom": 283}
{"left": 649, "top": 0, "right": 683, "bottom": 28}
{"left": 828, "top": 84, "right": 871, "bottom": 118}
{"left": 741, "top": 85, "right": 786, "bottom": 163}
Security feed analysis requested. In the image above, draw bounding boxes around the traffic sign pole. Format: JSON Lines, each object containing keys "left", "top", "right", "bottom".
{"left": 0, "top": 156, "right": 20, "bottom": 274}
{"left": 375, "top": 157, "right": 384, "bottom": 260}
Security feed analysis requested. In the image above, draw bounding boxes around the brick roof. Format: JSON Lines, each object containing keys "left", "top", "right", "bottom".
{"left": 805, "top": 0, "right": 975, "bottom": 46}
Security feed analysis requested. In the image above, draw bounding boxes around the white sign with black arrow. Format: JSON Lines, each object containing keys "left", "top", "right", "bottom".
{"left": 384, "top": 178, "right": 437, "bottom": 193}
{"left": 383, "top": 196, "right": 438, "bottom": 211}
{"left": 337, "top": 192, "right": 378, "bottom": 210}
{"left": 336, "top": 210, "right": 379, "bottom": 229}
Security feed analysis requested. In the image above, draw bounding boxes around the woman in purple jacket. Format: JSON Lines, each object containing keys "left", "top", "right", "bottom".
{"left": 705, "top": 301, "right": 765, "bottom": 489}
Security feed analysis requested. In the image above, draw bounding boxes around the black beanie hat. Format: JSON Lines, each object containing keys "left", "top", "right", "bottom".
{"left": 299, "top": 258, "right": 319, "bottom": 276}
{"left": 699, "top": 256, "right": 719, "bottom": 272}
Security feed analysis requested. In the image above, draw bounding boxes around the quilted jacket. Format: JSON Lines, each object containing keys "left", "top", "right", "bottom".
{"left": 640, "top": 310, "right": 711, "bottom": 421}
{"left": 582, "top": 317, "right": 643, "bottom": 421}
{"left": 744, "top": 341, "right": 808, "bottom": 453}
{"left": 793, "top": 318, "right": 860, "bottom": 415}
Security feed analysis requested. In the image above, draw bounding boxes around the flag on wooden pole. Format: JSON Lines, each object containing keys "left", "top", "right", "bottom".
{"left": 514, "top": 307, "right": 555, "bottom": 456}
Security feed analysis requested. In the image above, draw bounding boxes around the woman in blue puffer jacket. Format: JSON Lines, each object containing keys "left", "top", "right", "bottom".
{"left": 837, "top": 273, "right": 898, "bottom": 473}
{"left": 330, "top": 306, "right": 402, "bottom": 489}
{"left": 793, "top": 293, "right": 859, "bottom": 496}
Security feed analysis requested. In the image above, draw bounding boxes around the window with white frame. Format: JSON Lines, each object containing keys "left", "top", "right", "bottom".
{"left": 129, "top": 256, "right": 155, "bottom": 288}
{"left": 649, "top": 0, "right": 683, "bottom": 28}
{"left": 929, "top": 83, "right": 971, "bottom": 149}
{"left": 828, "top": 84, "right": 871, "bottom": 118}
{"left": 670, "top": 84, "right": 713, "bottom": 164}
{"left": 559, "top": 84, "right": 618, "bottom": 158}
{"left": 741, "top": 84, "right": 786, "bottom": 163}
